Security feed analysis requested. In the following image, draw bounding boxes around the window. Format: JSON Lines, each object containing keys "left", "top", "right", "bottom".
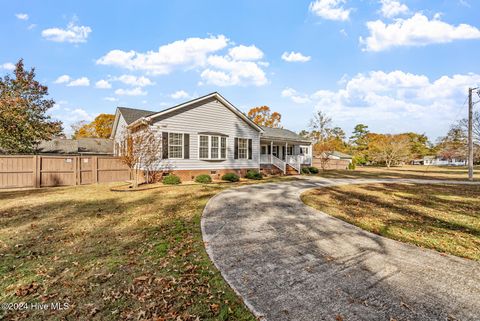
{"left": 238, "top": 138, "right": 248, "bottom": 159}
{"left": 300, "top": 147, "right": 309, "bottom": 155}
{"left": 221, "top": 137, "right": 227, "bottom": 159}
{"left": 199, "top": 135, "right": 209, "bottom": 159}
{"left": 169, "top": 133, "right": 183, "bottom": 159}
{"left": 287, "top": 146, "right": 293, "bottom": 155}
{"left": 211, "top": 136, "right": 219, "bottom": 159}
{"left": 199, "top": 135, "right": 227, "bottom": 159}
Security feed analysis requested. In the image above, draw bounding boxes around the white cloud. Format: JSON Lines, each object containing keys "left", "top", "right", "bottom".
{"left": 114, "top": 87, "right": 147, "bottom": 96}
{"left": 67, "top": 77, "right": 90, "bottom": 87}
{"left": 309, "top": 0, "right": 351, "bottom": 21}
{"left": 1, "top": 62, "right": 15, "bottom": 70}
{"left": 41, "top": 20, "right": 92, "bottom": 43}
{"left": 114, "top": 75, "right": 153, "bottom": 87}
{"left": 307, "top": 70, "right": 480, "bottom": 138}
{"left": 97, "top": 35, "right": 229, "bottom": 75}
{"left": 104, "top": 97, "right": 118, "bottom": 102}
{"left": 170, "top": 90, "right": 190, "bottom": 99}
{"left": 281, "top": 88, "right": 311, "bottom": 104}
{"left": 379, "top": 0, "right": 408, "bottom": 18}
{"left": 228, "top": 45, "right": 264, "bottom": 60}
{"left": 54, "top": 75, "right": 71, "bottom": 84}
{"left": 15, "top": 13, "right": 29, "bottom": 20}
{"left": 95, "top": 79, "right": 112, "bottom": 89}
{"left": 27, "top": 24, "right": 37, "bottom": 30}
{"left": 200, "top": 54, "right": 267, "bottom": 86}
{"left": 281, "top": 51, "right": 311, "bottom": 62}
{"left": 361, "top": 13, "right": 480, "bottom": 51}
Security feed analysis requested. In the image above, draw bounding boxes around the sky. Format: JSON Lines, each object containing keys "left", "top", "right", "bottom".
{"left": 1, "top": 0, "right": 480, "bottom": 141}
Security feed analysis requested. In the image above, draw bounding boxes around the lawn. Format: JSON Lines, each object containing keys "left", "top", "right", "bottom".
{"left": 302, "top": 183, "right": 480, "bottom": 261}
{"left": 0, "top": 178, "right": 293, "bottom": 320}
{"left": 315, "top": 165, "right": 480, "bottom": 181}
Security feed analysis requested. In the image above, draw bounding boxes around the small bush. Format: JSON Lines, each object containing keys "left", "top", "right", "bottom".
{"left": 301, "top": 167, "right": 311, "bottom": 174}
{"left": 195, "top": 174, "right": 212, "bottom": 184}
{"left": 162, "top": 174, "right": 181, "bottom": 185}
{"left": 348, "top": 162, "right": 356, "bottom": 170}
{"left": 222, "top": 173, "right": 240, "bottom": 182}
{"left": 308, "top": 166, "right": 319, "bottom": 174}
{"left": 245, "top": 169, "right": 263, "bottom": 180}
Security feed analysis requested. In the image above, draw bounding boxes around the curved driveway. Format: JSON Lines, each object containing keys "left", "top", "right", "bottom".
{"left": 202, "top": 178, "right": 480, "bottom": 321}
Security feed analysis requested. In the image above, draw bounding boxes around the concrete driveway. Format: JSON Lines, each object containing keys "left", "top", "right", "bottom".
{"left": 201, "top": 178, "right": 480, "bottom": 321}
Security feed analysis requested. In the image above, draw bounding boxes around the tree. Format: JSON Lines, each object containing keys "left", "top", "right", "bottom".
{"left": 349, "top": 124, "right": 370, "bottom": 164}
{"left": 309, "top": 110, "right": 332, "bottom": 143}
{"left": 405, "top": 132, "right": 431, "bottom": 159}
{"left": 368, "top": 134, "right": 411, "bottom": 168}
{"left": 436, "top": 125, "right": 467, "bottom": 162}
{"left": 0, "top": 59, "right": 62, "bottom": 153}
{"left": 247, "top": 106, "right": 282, "bottom": 128}
{"left": 72, "top": 113, "right": 115, "bottom": 139}
{"left": 119, "top": 126, "right": 162, "bottom": 188}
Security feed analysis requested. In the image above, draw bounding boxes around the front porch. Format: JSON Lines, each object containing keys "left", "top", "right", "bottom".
{"left": 260, "top": 140, "right": 312, "bottom": 175}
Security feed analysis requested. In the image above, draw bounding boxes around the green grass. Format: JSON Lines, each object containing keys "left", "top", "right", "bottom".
{"left": 302, "top": 183, "right": 480, "bottom": 261}
{"left": 0, "top": 177, "right": 295, "bottom": 320}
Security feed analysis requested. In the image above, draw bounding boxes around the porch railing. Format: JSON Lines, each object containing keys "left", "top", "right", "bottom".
{"left": 271, "top": 155, "right": 286, "bottom": 174}
{"left": 286, "top": 155, "right": 301, "bottom": 173}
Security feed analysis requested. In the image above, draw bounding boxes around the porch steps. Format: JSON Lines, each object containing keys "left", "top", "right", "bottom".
{"left": 286, "top": 164, "right": 299, "bottom": 175}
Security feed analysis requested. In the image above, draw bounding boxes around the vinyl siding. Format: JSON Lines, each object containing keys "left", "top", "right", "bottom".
{"left": 113, "top": 114, "right": 128, "bottom": 155}
{"left": 149, "top": 98, "right": 260, "bottom": 170}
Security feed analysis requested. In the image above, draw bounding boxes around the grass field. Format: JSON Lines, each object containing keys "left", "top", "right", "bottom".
{"left": 302, "top": 183, "right": 480, "bottom": 261}
{"left": 0, "top": 178, "right": 294, "bottom": 320}
{"left": 316, "top": 165, "right": 480, "bottom": 181}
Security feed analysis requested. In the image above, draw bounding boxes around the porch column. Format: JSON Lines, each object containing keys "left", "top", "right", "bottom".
{"left": 270, "top": 141, "right": 273, "bottom": 163}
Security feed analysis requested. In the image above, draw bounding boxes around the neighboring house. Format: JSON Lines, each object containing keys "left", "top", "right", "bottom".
{"left": 110, "top": 92, "right": 312, "bottom": 180}
{"left": 324, "top": 151, "right": 353, "bottom": 163}
{"left": 413, "top": 156, "right": 466, "bottom": 166}
{"left": 36, "top": 138, "right": 113, "bottom": 155}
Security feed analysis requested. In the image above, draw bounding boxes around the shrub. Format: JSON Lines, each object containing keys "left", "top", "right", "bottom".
{"left": 195, "top": 174, "right": 212, "bottom": 184}
{"left": 348, "top": 162, "right": 356, "bottom": 170}
{"left": 308, "top": 166, "right": 319, "bottom": 174}
{"left": 301, "top": 167, "right": 311, "bottom": 174}
{"left": 245, "top": 169, "right": 263, "bottom": 180}
{"left": 221, "top": 173, "right": 240, "bottom": 182}
{"left": 162, "top": 174, "right": 181, "bottom": 185}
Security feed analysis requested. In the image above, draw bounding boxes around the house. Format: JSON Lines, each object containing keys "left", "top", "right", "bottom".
{"left": 325, "top": 151, "right": 353, "bottom": 163}
{"left": 36, "top": 138, "right": 113, "bottom": 155}
{"left": 413, "top": 156, "right": 466, "bottom": 166}
{"left": 110, "top": 92, "right": 312, "bottom": 181}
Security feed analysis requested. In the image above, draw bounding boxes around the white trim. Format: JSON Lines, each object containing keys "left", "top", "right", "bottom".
{"left": 237, "top": 137, "right": 249, "bottom": 160}
{"left": 128, "top": 92, "right": 264, "bottom": 132}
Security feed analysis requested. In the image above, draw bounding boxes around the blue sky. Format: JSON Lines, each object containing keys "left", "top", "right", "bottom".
{"left": 1, "top": 0, "right": 479, "bottom": 140}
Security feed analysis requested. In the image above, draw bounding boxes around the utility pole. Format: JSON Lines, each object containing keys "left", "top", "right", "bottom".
{"left": 468, "top": 88, "right": 477, "bottom": 181}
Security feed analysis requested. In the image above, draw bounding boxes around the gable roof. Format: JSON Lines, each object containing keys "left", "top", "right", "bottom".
{"left": 260, "top": 126, "right": 311, "bottom": 143}
{"left": 327, "top": 151, "right": 352, "bottom": 159}
{"left": 36, "top": 138, "right": 113, "bottom": 155}
{"left": 117, "top": 107, "right": 155, "bottom": 125}
{"left": 129, "top": 92, "right": 263, "bottom": 132}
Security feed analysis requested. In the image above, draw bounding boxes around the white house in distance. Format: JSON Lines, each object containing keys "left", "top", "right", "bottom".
{"left": 414, "top": 156, "right": 466, "bottom": 166}
{"left": 111, "top": 92, "right": 312, "bottom": 181}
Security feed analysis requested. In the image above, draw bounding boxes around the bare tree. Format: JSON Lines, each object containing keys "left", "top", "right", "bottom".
{"left": 119, "top": 126, "right": 162, "bottom": 188}
{"left": 369, "top": 134, "right": 411, "bottom": 168}
{"left": 309, "top": 111, "right": 334, "bottom": 170}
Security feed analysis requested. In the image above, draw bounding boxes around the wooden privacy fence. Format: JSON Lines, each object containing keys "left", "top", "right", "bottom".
{"left": 312, "top": 158, "right": 351, "bottom": 170}
{"left": 0, "top": 155, "right": 131, "bottom": 189}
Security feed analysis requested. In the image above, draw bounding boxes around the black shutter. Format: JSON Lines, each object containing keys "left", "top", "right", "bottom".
{"left": 234, "top": 138, "right": 238, "bottom": 159}
{"left": 268, "top": 145, "right": 271, "bottom": 155}
{"left": 248, "top": 139, "right": 252, "bottom": 160}
{"left": 183, "top": 134, "right": 190, "bottom": 159}
{"left": 282, "top": 146, "right": 286, "bottom": 160}
{"left": 162, "top": 132, "right": 168, "bottom": 159}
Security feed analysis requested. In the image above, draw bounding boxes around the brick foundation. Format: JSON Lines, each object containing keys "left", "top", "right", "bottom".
{"left": 260, "top": 164, "right": 284, "bottom": 176}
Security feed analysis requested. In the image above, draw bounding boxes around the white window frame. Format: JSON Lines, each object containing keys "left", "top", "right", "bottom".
{"left": 237, "top": 138, "right": 248, "bottom": 160}
{"left": 168, "top": 132, "right": 184, "bottom": 159}
{"left": 198, "top": 134, "right": 227, "bottom": 160}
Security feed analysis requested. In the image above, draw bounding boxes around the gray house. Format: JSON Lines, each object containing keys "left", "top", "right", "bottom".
{"left": 111, "top": 92, "right": 312, "bottom": 180}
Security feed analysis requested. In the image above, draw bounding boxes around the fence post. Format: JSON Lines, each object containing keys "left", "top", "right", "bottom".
{"left": 93, "top": 156, "right": 98, "bottom": 183}
{"left": 32, "top": 155, "right": 38, "bottom": 188}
